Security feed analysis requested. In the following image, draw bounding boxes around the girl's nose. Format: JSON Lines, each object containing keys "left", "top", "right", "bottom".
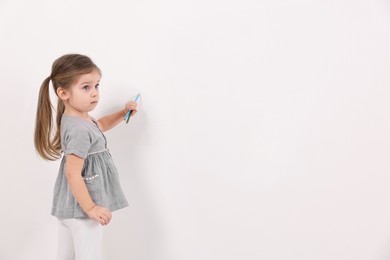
{"left": 91, "top": 89, "right": 98, "bottom": 97}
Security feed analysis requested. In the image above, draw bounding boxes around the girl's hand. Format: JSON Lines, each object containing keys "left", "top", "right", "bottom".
{"left": 86, "top": 205, "right": 112, "bottom": 226}
{"left": 124, "top": 101, "right": 138, "bottom": 117}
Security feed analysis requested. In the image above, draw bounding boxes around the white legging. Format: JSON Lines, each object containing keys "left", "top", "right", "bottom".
{"left": 56, "top": 218, "right": 103, "bottom": 260}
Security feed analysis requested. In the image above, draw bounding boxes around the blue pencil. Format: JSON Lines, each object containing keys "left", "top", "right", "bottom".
{"left": 124, "top": 93, "right": 140, "bottom": 124}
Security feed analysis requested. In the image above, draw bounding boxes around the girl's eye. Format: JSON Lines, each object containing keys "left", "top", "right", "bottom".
{"left": 82, "top": 85, "right": 89, "bottom": 90}
{"left": 95, "top": 84, "right": 99, "bottom": 89}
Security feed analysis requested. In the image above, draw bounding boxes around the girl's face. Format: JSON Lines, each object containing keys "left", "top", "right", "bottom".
{"left": 61, "top": 70, "right": 101, "bottom": 116}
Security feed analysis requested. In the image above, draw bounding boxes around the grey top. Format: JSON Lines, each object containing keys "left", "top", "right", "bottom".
{"left": 51, "top": 115, "right": 129, "bottom": 219}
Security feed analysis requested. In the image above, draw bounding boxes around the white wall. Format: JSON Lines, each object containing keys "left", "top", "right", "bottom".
{"left": 1, "top": 0, "right": 390, "bottom": 259}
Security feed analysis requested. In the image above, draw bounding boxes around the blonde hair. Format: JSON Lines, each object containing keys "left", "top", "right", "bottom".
{"left": 34, "top": 54, "right": 100, "bottom": 160}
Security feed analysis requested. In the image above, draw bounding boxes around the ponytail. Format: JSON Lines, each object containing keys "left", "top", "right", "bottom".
{"left": 34, "top": 76, "right": 62, "bottom": 160}
{"left": 52, "top": 99, "right": 65, "bottom": 154}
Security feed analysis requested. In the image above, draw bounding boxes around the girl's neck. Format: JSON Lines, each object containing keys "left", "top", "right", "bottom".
{"left": 63, "top": 108, "right": 90, "bottom": 120}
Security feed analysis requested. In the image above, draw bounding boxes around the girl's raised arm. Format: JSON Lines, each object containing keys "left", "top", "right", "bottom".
{"left": 97, "top": 101, "right": 138, "bottom": 132}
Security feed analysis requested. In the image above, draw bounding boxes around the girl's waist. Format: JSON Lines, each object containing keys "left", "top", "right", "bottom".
{"left": 87, "top": 148, "right": 109, "bottom": 156}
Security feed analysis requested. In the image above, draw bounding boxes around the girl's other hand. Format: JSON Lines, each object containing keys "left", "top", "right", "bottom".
{"left": 124, "top": 101, "right": 138, "bottom": 117}
{"left": 86, "top": 205, "right": 112, "bottom": 225}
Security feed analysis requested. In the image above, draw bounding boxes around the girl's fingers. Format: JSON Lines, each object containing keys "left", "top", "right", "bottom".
{"left": 125, "top": 107, "right": 138, "bottom": 117}
{"left": 97, "top": 216, "right": 105, "bottom": 225}
{"left": 126, "top": 102, "right": 138, "bottom": 110}
{"left": 100, "top": 211, "right": 112, "bottom": 225}
{"left": 104, "top": 213, "right": 111, "bottom": 224}
{"left": 99, "top": 215, "right": 108, "bottom": 225}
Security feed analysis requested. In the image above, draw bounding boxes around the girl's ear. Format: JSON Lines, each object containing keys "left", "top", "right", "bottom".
{"left": 56, "top": 87, "right": 69, "bottom": 102}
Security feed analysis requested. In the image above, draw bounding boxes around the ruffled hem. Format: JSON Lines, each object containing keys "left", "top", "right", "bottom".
{"left": 51, "top": 200, "right": 129, "bottom": 219}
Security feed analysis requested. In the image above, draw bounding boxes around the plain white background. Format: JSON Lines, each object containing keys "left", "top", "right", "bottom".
{"left": 1, "top": 0, "right": 390, "bottom": 259}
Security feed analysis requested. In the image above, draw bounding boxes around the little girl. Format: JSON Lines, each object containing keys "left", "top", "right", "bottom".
{"left": 34, "top": 54, "right": 137, "bottom": 260}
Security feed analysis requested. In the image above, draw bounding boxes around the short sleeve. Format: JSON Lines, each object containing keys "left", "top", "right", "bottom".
{"left": 62, "top": 126, "right": 92, "bottom": 159}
